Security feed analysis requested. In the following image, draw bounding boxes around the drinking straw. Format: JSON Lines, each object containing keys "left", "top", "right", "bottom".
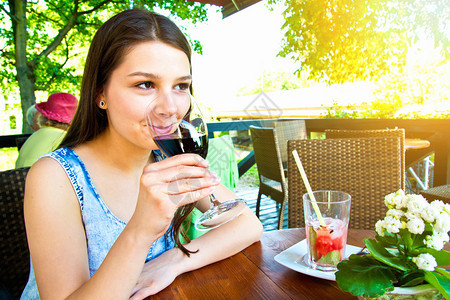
{"left": 328, "top": 190, "right": 331, "bottom": 210}
{"left": 292, "top": 150, "right": 325, "bottom": 227}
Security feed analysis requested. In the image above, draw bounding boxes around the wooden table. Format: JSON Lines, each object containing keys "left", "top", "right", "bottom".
{"left": 149, "top": 228, "right": 375, "bottom": 299}
{"left": 405, "top": 138, "right": 430, "bottom": 151}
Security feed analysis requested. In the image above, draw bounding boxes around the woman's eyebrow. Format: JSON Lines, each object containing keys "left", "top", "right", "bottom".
{"left": 177, "top": 75, "right": 192, "bottom": 81}
{"left": 127, "top": 71, "right": 159, "bottom": 78}
{"left": 127, "top": 72, "right": 192, "bottom": 81}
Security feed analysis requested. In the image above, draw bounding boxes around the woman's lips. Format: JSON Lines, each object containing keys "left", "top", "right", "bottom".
{"left": 152, "top": 124, "right": 174, "bottom": 135}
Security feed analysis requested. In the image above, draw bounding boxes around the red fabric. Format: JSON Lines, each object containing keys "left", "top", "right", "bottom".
{"left": 35, "top": 93, "right": 78, "bottom": 124}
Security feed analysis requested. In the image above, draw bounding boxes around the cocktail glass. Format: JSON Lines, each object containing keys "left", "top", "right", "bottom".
{"left": 303, "top": 190, "right": 351, "bottom": 271}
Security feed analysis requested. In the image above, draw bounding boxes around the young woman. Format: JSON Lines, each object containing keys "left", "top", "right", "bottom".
{"left": 22, "top": 9, "right": 262, "bottom": 300}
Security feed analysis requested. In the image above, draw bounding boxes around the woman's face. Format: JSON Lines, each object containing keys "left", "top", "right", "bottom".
{"left": 101, "top": 41, "right": 191, "bottom": 149}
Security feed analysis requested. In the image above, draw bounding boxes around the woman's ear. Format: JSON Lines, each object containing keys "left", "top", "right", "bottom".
{"left": 97, "top": 93, "right": 107, "bottom": 109}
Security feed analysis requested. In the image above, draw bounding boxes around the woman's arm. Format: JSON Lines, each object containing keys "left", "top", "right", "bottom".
{"left": 131, "top": 184, "right": 263, "bottom": 299}
{"left": 24, "top": 158, "right": 154, "bottom": 299}
{"left": 24, "top": 154, "right": 219, "bottom": 299}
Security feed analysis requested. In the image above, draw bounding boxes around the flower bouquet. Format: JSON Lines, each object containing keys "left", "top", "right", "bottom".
{"left": 336, "top": 190, "right": 450, "bottom": 299}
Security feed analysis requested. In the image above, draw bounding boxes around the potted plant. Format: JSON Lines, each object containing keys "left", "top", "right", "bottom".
{"left": 336, "top": 190, "right": 450, "bottom": 299}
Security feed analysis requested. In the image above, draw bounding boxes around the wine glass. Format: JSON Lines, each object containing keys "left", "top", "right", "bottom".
{"left": 146, "top": 93, "right": 246, "bottom": 231}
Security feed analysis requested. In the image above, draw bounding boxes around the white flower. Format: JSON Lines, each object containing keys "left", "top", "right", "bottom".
{"left": 425, "top": 234, "right": 446, "bottom": 250}
{"left": 384, "top": 216, "right": 402, "bottom": 234}
{"left": 438, "top": 231, "right": 450, "bottom": 243}
{"left": 404, "top": 211, "right": 421, "bottom": 221}
{"left": 420, "top": 203, "right": 439, "bottom": 223}
{"left": 406, "top": 194, "right": 429, "bottom": 215}
{"left": 386, "top": 209, "right": 404, "bottom": 219}
{"left": 384, "top": 190, "right": 406, "bottom": 209}
{"left": 412, "top": 253, "right": 437, "bottom": 271}
{"left": 430, "top": 200, "right": 445, "bottom": 211}
{"left": 406, "top": 217, "right": 425, "bottom": 234}
{"left": 434, "top": 212, "right": 450, "bottom": 234}
{"left": 375, "top": 220, "right": 385, "bottom": 236}
{"left": 444, "top": 204, "right": 450, "bottom": 215}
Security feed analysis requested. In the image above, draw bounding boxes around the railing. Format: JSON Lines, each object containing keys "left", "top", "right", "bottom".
{"left": 209, "top": 118, "right": 450, "bottom": 186}
{"left": 1, "top": 118, "right": 449, "bottom": 185}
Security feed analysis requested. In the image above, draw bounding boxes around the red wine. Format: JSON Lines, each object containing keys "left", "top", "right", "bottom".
{"left": 154, "top": 134, "right": 208, "bottom": 158}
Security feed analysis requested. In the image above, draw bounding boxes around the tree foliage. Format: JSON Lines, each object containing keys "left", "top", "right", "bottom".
{"left": 0, "top": 0, "right": 208, "bottom": 132}
{"left": 237, "top": 71, "right": 306, "bottom": 96}
{"left": 270, "top": 0, "right": 450, "bottom": 84}
{"left": 324, "top": 52, "right": 450, "bottom": 119}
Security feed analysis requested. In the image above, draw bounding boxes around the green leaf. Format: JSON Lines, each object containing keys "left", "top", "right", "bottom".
{"left": 308, "top": 225, "right": 317, "bottom": 256}
{"left": 420, "top": 248, "right": 450, "bottom": 267}
{"left": 435, "top": 268, "right": 450, "bottom": 280}
{"left": 365, "top": 239, "right": 409, "bottom": 271}
{"left": 336, "top": 254, "right": 396, "bottom": 297}
{"left": 375, "top": 233, "right": 399, "bottom": 247}
{"left": 410, "top": 232, "right": 429, "bottom": 249}
{"left": 424, "top": 270, "right": 450, "bottom": 299}
{"left": 317, "top": 250, "right": 341, "bottom": 265}
{"left": 397, "top": 270, "right": 425, "bottom": 287}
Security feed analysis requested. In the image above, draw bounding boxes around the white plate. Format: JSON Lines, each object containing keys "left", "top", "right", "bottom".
{"left": 274, "top": 239, "right": 362, "bottom": 281}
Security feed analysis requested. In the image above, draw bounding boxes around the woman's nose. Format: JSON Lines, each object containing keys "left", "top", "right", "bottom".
{"left": 154, "top": 92, "right": 178, "bottom": 117}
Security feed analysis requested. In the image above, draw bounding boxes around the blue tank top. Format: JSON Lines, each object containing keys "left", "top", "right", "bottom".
{"left": 21, "top": 147, "right": 174, "bottom": 299}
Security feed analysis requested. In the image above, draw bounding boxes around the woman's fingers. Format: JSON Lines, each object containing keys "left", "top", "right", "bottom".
{"left": 167, "top": 175, "right": 219, "bottom": 195}
{"left": 130, "top": 286, "right": 155, "bottom": 300}
{"left": 163, "top": 174, "right": 219, "bottom": 207}
{"left": 145, "top": 153, "right": 209, "bottom": 172}
{"left": 140, "top": 153, "right": 220, "bottom": 208}
{"left": 166, "top": 182, "right": 216, "bottom": 207}
{"left": 149, "top": 165, "right": 218, "bottom": 183}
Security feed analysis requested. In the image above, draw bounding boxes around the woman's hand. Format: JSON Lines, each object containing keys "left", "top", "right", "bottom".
{"left": 129, "top": 247, "right": 184, "bottom": 300}
{"left": 131, "top": 154, "right": 220, "bottom": 241}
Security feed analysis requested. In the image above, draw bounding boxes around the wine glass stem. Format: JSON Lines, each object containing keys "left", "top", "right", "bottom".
{"left": 209, "top": 194, "right": 220, "bottom": 208}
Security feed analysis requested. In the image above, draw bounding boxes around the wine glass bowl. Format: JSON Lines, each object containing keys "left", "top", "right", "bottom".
{"left": 146, "top": 94, "right": 246, "bottom": 230}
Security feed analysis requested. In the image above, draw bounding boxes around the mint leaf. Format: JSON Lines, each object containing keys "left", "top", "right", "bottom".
{"left": 317, "top": 250, "right": 341, "bottom": 265}
{"left": 308, "top": 226, "right": 317, "bottom": 256}
{"left": 365, "top": 238, "right": 409, "bottom": 271}
{"left": 424, "top": 270, "right": 450, "bottom": 299}
{"left": 336, "top": 254, "right": 396, "bottom": 297}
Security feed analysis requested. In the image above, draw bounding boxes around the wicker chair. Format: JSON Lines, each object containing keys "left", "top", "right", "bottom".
{"left": 0, "top": 167, "right": 30, "bottom": 299}
{"left": 250, "top": 126, "right": 287, "bottom": 229}
{"left": 273, "top": 120, "right": 307, "bottom": 171}
{"left": 325, "top": 128, "right": 406, "bottom": 190}
{"left": 287, "top": 137, "right": 403, "bottom": 230}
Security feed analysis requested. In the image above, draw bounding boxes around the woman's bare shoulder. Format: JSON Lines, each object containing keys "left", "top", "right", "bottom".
{"left": 25, "top": 156, "right": 77, "bottom": 207}
{"left": 27, "top": 155, "right": 68, "bottom": 184}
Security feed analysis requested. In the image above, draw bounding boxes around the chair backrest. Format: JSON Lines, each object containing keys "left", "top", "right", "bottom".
{"left": 325, "top": 128, "right": 406, "bottom": 190}
{"left": 274, "top": 120, "right": 307, "bottom": 166}
{"left": 250, "top": 126, "right": 285, "bottom": 184}
{"left": 0, "top": 167, "right": 30, "bottom": 299}
{"left": 287, "top": 137, "right": 403, "bottom": 230}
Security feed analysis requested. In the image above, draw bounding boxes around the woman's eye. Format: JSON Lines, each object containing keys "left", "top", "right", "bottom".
{"left": 175, "top": 83, "right": 190, "bottom": 91}
{"left": 137, "top": 82, "right": 154, "bottom": 89}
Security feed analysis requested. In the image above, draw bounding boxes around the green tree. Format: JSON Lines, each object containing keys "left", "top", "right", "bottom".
{"left": 237, "top": 71, "right": 306, "bottom": 96}
{"left": 271, "top": 0, "right": 450, "bottom": 84}
{"left": 324, "top": 57, "right": 450, "bottom": 119}
{"left": 0, "top": 0, "right": 208, "bottom": 133}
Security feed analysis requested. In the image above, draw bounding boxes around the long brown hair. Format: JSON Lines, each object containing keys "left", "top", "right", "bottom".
{"left": 60, "top": 9, "right": 196, "bottom": 256}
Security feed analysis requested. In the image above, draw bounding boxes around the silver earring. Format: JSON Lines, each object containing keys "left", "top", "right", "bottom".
{"left": 99, "top": 100, "right": 106, "bottom": 108}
